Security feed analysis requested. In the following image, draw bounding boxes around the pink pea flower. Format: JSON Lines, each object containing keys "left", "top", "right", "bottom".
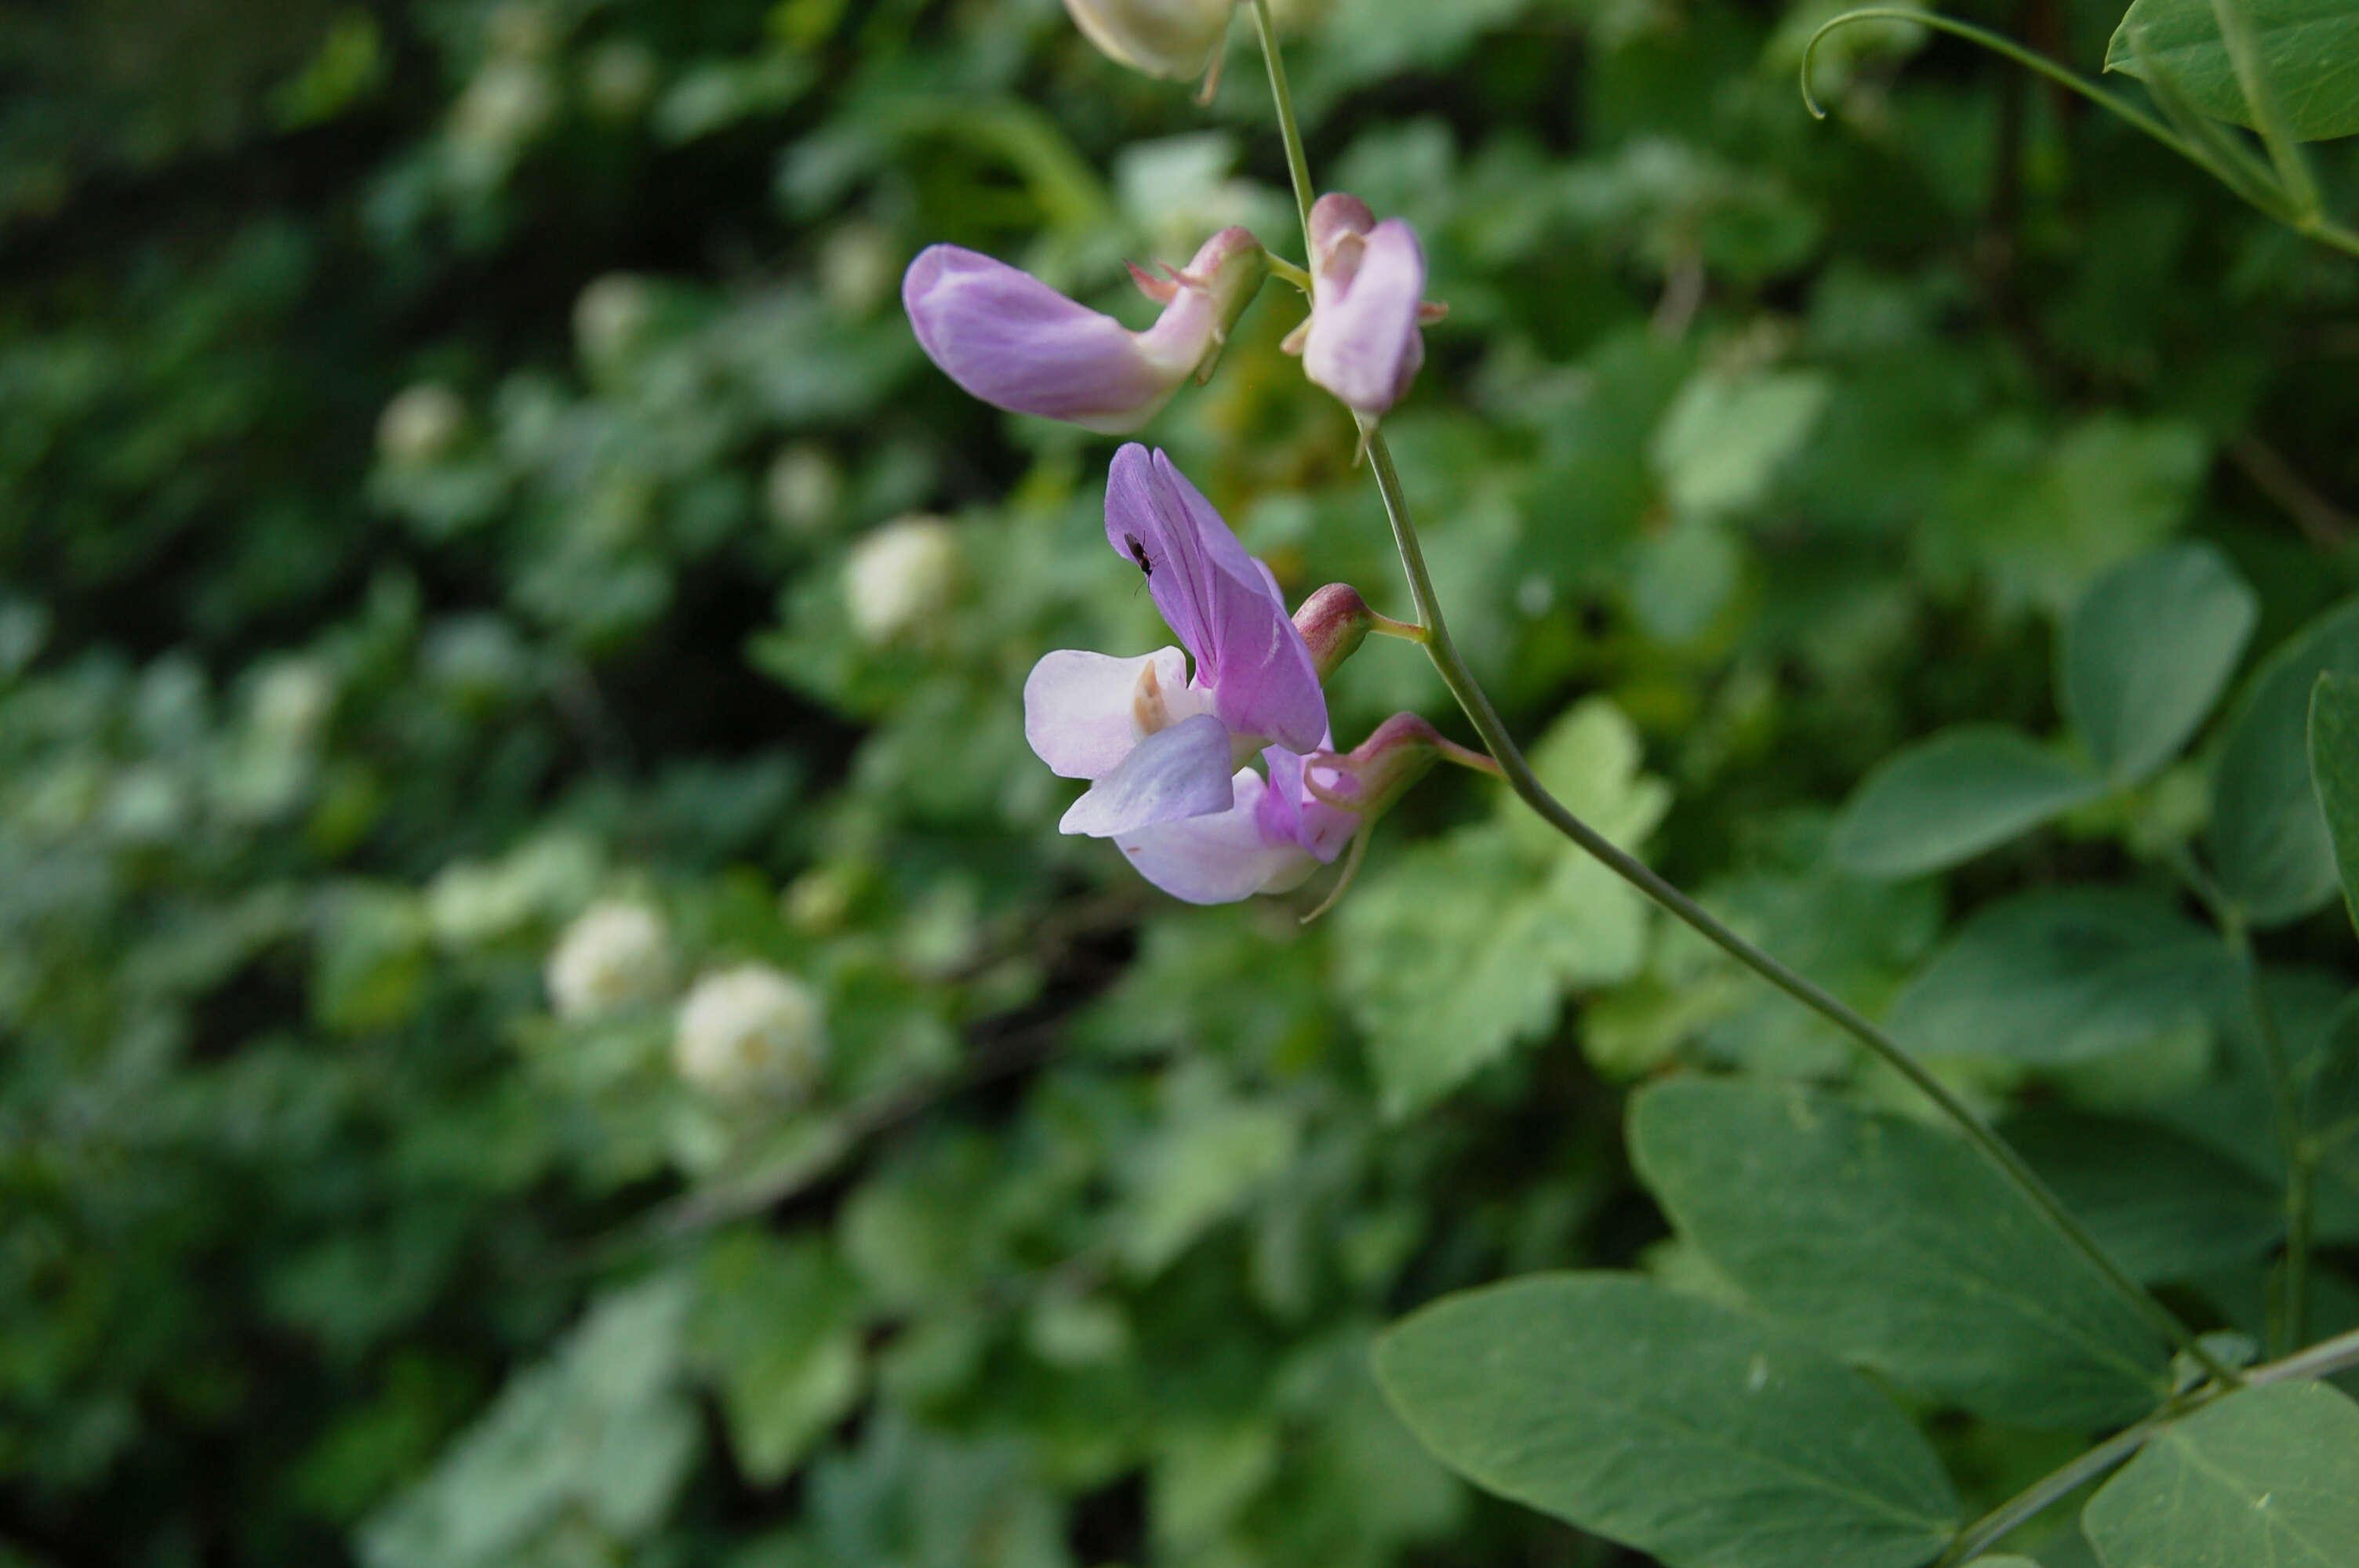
{"left": 1023, "top": 445, "right": 1460, "bottom": 906}
{"left": 903, "top": 228, "right": 1267, "bottom": 434}
{"left": 1289, "top": 193, "right": 1441, "bottom": 423}
{"left": 1025, "top": 445, "right": 1327, "bottom": 844}
{"left": 1113, "top": 713, "right": 1458, "bottom": 907}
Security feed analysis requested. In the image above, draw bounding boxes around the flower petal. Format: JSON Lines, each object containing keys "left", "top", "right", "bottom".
{"left": 1023, "top": 646, "right": 1188, "bottom": 779}
{"left": 1059, "top": 711, "right": 1234, "bottom": 837}
{"left": 1105, "top": 445, "right": 1326, "bottom": 753}
{"left": 903, "top": 246, "right": 1194, "bottom": 434}
{"left": 1115, "top": 768, "right": 1317, "bottom": 904}
{"left": 1303, "top": 217, "right": 1427, "bottom": 419}
{"left": 1259, "top": 744, "right": 1358, "bottom": 862}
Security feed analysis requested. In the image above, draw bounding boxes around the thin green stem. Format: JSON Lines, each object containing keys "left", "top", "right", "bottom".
{"left": 1803, "top": 9, "right": 2359, "bottom": 261}
{"left": 2252, "top": 1321, "right": 2359, "bottom": 1384}
{"left": 2209, "top": 0, "right": 2319, "bottom": 219}
{"left": 1249, "top": 0, "right": 2237, "bottom": 1390}
{"left": 1266, "top": 254, "right": 1313, "bottom": 293}
{"left": 1803, "top": 9, "right": 2195, "bottom": 154}
{"left": 1937, "top": 1323, "right": 2359, "bottom": 1562}
{"left": 2223, "top": 913, "right": 2314, "bottom": 1352}
{"left": 1364, "top": 436, "right": 2234, "bottom": 1385}
{"left": 1936, "top": 1407, "right": 2175, "bottom": 1566}
{"left": 1248, "top": 0, "right": 1315, "bottom": 241}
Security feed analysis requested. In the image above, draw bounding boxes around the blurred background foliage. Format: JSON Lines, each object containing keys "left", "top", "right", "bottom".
{"left": 2, "top": 0, "right": 2356, "bottom": 1563}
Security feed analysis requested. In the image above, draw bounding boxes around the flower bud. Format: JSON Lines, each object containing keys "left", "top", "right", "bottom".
{"left": 673, "top": 964, "right": 827, "bottom": 1101}
{"left": 1292, "top": 194, "right": 1436, "bottom": 423}
{"left": 545, "top": 900, "right": 674, "bottom": 1021}
{"left": 1063, "top": 0, "right": 1236, "bottom": 81}
{"left": 843, "top": 514, "right": 961, "bottom": 644}
{"left": 1311, "top": 713, "right": 1449, "bottom": 822}
{"left": 903, "top": 227, "right": 1267, "bottom": 434}
{"left": 1291, "top": 583, "right": 1376, "bottom": 682}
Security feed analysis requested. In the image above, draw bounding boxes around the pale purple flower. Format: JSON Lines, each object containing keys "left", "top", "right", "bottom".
{"left": 1108, "top": 714, "right": 1452, "bottom": 906}
{"left": 1294, "top": 194, "right": 1434, "bottom": 422}
{"left": 1111, "top": 742, "right": 1357, "bottom": 904}
{"left": 903, "top": 228, "right": 1266, "bottom": 434}
{"left": 1024, "top": 444, "right": 1326, "bottom": 848}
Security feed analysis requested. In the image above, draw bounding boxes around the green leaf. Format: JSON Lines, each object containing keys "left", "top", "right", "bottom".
{"left": 2209, "top": 596, "right": 2359, "bottom": 925}
{"left": 1934, "top": 415, "right": 2209, "bottom": 615}
{"left": 1831, "top": 727, "right": 2105, "bottom": 879}
{"left": 1116, "top": 1061, "right": 1300, "bottom": 1276}
{"left": 1509, "top": 694, "right": 1676, "bottom": 861}
{"left": 1343, "top": 699, "right": 1667, "bottom": 1116}
{"left": 688, "top": 1234, "right": 864, "bottom": 1486}
{"left": 1650, "top": 368, "right": 1833, "bottom": 518}
{"left": 2107, "top": 0, "right": 2359, "bottom": 142}
{"left": 1887, "top": 888, "right": 2238, "bottom": 1067}
{"left": 2084, "top": 1381, "right": 2359, "bottom": 1567}
{"left": 1339, "top": 826, "right": 1652, "bottom": 1116}
{"left": 1374, "top": 1273, "right": 1960, "bottom": 1568}
{"left": 360, "top": 1276, "right": 700, "bottom": 1568}
{"left": 2062, "top": 544, "right": 2257, "bottom": 784}
{"left": 2309, "top": 672, "right": 2359, "bottom": 939}
{"left": 2006, "top": 1111, "right": 2283, "bottom": 1282}
{"left": 1630, "top": 1078, "right": 2171, "bottom": 1427}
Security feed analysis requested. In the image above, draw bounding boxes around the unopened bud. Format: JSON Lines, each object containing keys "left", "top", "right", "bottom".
{"left": 1292, "top": 193, "right": 1435, "bottom": 423}
{"left": 1292, "top": 583, "right": 1375, "bottom": 681}
{"left": 1310, "top": 713, "right": 1448, "bottom": 821}
{"left": 902, "top": 227, "right": 1267, "bottom": 433}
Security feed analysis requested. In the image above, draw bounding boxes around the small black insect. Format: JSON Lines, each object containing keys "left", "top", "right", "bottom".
{"left": 1124, "top": 532, "right": 1155, "bottom": 578}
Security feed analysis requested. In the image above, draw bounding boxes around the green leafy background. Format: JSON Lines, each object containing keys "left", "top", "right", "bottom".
{"left": 5, "top": 0, "right": 2359, "bottom": 1565}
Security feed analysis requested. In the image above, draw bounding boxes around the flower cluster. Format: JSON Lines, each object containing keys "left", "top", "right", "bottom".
{"left": 897, "top": 41, "right": 1460, "bottom": 906}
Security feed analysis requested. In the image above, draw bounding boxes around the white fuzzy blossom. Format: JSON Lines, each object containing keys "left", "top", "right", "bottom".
{"left": 843, "top": 515, "right": 960, "bottom": 644}
{"left": 545, "top": 901, "right": 674, "bottom": 1021}
{"left": 574, "top": 274, "right": 656, "bottom": 368}
{"left": 249, "top": 659, "right": 336, "bottom": 746}
{"left": 764, "top": 444, "right": 842, "bottom": 535}
{"left": 672, "top": 964, "right": 827, "bottom": 1100}
{"left": 377, "top": 383, "right": 466, "bottom": 466}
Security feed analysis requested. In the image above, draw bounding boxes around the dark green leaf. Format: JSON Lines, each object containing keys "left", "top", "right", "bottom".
{"left": 2209, "top": 597, "right": 2359, "bottom": 925}
{"left": 2006, "top": 1111, "right": 2282, "bottom": 1282}
{"left": 2062, "top": 544, "right": 2256, "bottom": 784}
{"left": 1888, "top": 888, "right": 2237, "bottom": 1066}
{"left": 1630, "top": 1078, "right": 2172, "bottom": 1427}
{"left": 2084, "top": 1381, "right": 2359, "bottom": 1567}
{"left": 2309, "top": 671, "right": 2359, "bottom": 940}
{"left": 2108, "top": 0, "right": 2359, "bottom": 142}
{"left": 1374, "top": 1273, "right": 1959, "bottom": 1568}
{"left": 1831, "top": 727, "right": 2104, "bottom": 879}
